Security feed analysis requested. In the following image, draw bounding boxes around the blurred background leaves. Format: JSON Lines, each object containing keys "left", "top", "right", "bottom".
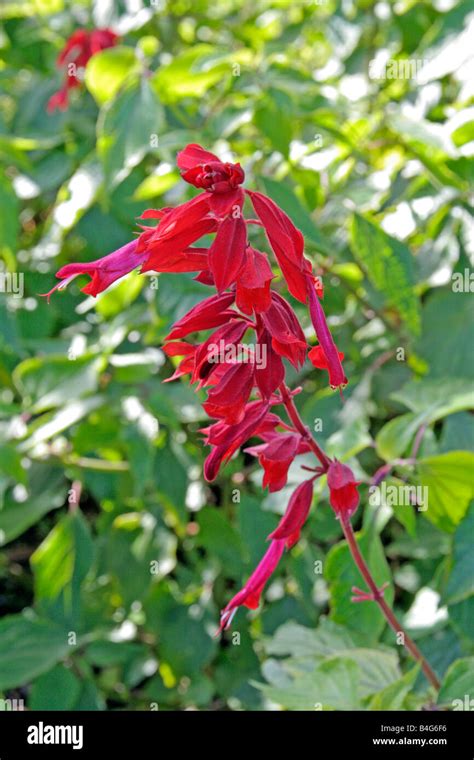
{"left": 0, "top": 0, "right": 473, "bottom": 711}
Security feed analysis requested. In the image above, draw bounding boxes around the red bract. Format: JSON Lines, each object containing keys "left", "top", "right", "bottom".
{"left": 45, "top": 143, "right": 354, "bottom": 632}
{"left": 327, "top": 460, "right": 360, "bottom": 520}
{"left": 47, "top": 28, "right": 118, "bottom": 113}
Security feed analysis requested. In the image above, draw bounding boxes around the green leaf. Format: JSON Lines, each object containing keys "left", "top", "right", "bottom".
{"left": 260, "top": 177, "right": 333, "bottom": 255}
{"left": 255, "top": 98, "right": 292, "bottom": 157}
{"left": 13, "top": 354, "right": 104, "bottom": 413}
{"left": 29, "top": 664, "right": 82, "bottom": 710}
{"left": 376, "top": 412, "right": 425, "bottom": 461}
{"left": 266, "top": 618, "right": 364, "bottom": 657}
{"left": 259, "top": 657, "right": 361, "bottom": 710}
{"left": 151, "top": 45, "right": 231, "bottom": 102}
{"left": 437, "top": 658, "right": 474, "bottom": 707}
{"left": 0, "top": 444, "right": 27, "bottom": 484}
{"left": 265, "top": 620, "right": 401, "bottom": 697}
{"left": 391, "top": 378, "right": 474, "bottom": 418}
{"left": 415, "top": 452, "right": 474, "bottom": 533}
{"left": 0, "top": 465, "right": 66, "bottom": 545}
{"left": 376, "top": 379, "right": 474, "bottom": 460}
{"left": 0, "top": 616, "right": 71, "bottom": 690}
{"left": 0, "top": 175, "right": 19, "bottom": 256}
{"left": 31, "top": 511, "right": 95, "bottom": 624}
{"left": 98, "top": 79, "right": 164, "bottom": 189}
{"left": 85, "top": 46, "right": 139, "bottom": 105}
{"left": 350, "top": 214, "right": 420, "bottom": 335}
{"left": 196, "top": 508, "right": 244, "bottom": 577}
{"left": 444, "top": 503, "right": 474, "bottom": 604}
{"left": 416, "top": 290, "right": 474, "bottom": 380}
{"left": 451, "top": 119, "right": 474, "bottom": 148}
{"left": 367, "top": 665, "right": 420, "bottom": 710}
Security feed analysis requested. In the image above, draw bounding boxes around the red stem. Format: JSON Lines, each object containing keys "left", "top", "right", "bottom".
{"left": 280, "top": 382, "right": 440, "bottom": 691}
{"left": 279, "top": 383, "right": 331, "bottom": 470}
{"left": 341, "top": 517, "right": 440, "bottom": 690}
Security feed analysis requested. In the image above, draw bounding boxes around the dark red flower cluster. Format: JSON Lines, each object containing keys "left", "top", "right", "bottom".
{"left": 47, "top": 28, "right": 118, "bottom": 113}
{"left": 45, "top": 143, "right": 360, "bottom": 630}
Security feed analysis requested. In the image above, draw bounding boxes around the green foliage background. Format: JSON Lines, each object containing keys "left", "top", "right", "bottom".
{"left": 0, "top": 0, "right": 473, "bottom": 711}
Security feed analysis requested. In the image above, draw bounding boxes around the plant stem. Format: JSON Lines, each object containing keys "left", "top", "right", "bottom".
{"left": 280, "top": 382, "right": 440, "bottom": 691}
{"left": 279, "top": 383, "right": 331, "bottom": 469}
{"left": 340, "top": 517, "right": 440, "bottom": 690}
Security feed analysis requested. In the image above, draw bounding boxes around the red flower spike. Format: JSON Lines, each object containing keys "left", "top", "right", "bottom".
{"left": 47, "top": 28, "right": 118, "bottom": 113}
{"left": 208, "top": 215, "right": 247, "bottom": 292}
{"left": 267, "top": 478, "right": 314, "bottom": 547}
{"left": 327, "top": 460, "right": 360, "bottom": 520}
{"left": 44, "top": 143, "right": 360, "bottom": 633}
{"left": 307, "top": 278, "right": 347, "bottom": 390}
{"left": 218, "top": 539, "right": 286, "bottom": 631}
{"left": 41, "top": 239, "right": 145, "bottom": 300}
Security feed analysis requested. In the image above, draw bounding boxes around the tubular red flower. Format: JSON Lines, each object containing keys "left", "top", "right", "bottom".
{"left": 218, "top": 539, "right": 286, "bottom": 631}
{"left": 208, "top": 215, "right": 247, "bottom": 292}
{"left": 261, "top": 292, "right": 307, "bottom": 369}
{"left": 246, "top": 190, "right": 310, "bottom": 303}
{"left": 165, "top": 292, "right": 235, "bottom": 340}
{"left": 254, "top": 327, "right": 285, "bottom": 399}
{"left": 307, "top": 278, "right": 347, "bottom": 390}
{"left": 202, "top": 400, "right": 270, "bottom": 481}
{"left": 203, "top": 361, "right": 255, "bottom": 424}
{"left": 327, "top": 460, "right": 360, "bottom": 520}
{"left": 267, "top": 478, "right": 314, "bottom": 547}
{"left": 246, "top": 432, "right": 308, "bottom": 493}
{"left": 41, "top": 239, "right": 145, "bottom": 299}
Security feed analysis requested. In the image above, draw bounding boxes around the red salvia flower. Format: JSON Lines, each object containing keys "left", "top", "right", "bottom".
{"left": 42, "top": 239, "right": 145, "bottom": 299}
{"left": 307, "top": 276, "right": 347, "bottom": 390}
{"left": 47, "top": 28, "right": 118, "bottom": 113}
{"left": 218, "top": 539, "right": 286, "bottom": 631}
{"left": 45, "top": 143, "right": 353, "bottom": 632}
{"left": 327, "top": 460, "right": 360, "bottom": 520}
{"left": 268, "top": 478, "right": 314, "bottom": 547}
{"left": 246, "top": 432, "right": 309, "bottom": 492}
